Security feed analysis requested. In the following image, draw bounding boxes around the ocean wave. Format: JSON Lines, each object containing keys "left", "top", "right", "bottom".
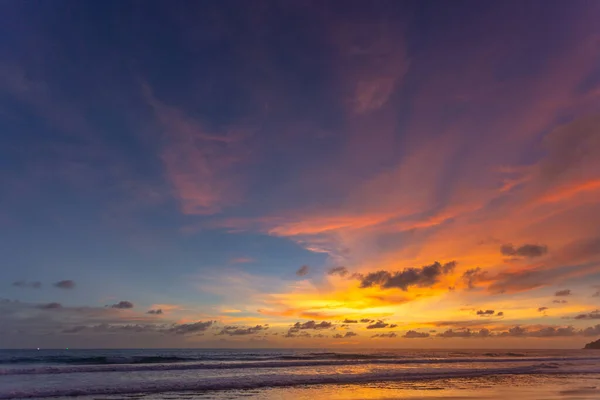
{"left": 0, "top": 355, "right": 198, "bottom": 365}
{"left": 0, "top": 350, "right": 560, "bottom": 366}
{"left": 3, "top": 356, "right": 600, "bottom": 376}
{"left": 0, "top": 352, "right": 406, "bottom": 366}
{"left": 2, "top": 364, "right": 598, "bottom": 399}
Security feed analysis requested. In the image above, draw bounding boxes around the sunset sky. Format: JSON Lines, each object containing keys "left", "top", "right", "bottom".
{"left": 1, "top": 1, "right": 600, "bottom": 349}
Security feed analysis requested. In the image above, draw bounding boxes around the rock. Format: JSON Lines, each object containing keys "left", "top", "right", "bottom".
{"left": 584, "top": 339, "right": 600, "bottom": 349}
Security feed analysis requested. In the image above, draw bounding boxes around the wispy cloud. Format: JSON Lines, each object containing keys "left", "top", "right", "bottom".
{"left": 141, "top": 82, "right": 249, "bottom": 216}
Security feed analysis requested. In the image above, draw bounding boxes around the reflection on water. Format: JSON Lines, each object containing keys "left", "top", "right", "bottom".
{"left": 139, "top": 374, "right": 600, "bottom": 400}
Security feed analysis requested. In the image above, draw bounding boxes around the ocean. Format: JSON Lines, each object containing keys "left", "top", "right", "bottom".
{"left": 0, "top": 348, "right": 599, "bottom": 399}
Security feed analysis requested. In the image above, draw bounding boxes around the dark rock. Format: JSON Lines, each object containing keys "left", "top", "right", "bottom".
{"left": 584, "top": 339, "right": 600, "bottom": 349}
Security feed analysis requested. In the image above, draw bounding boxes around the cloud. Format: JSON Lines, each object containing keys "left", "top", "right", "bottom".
{"left": 359, "top": 261, "right": 456, "bottom": 291}
{"left": 366, "top": 320, "right": 389, "bottom": 329}
{"left": 12, "top": 281, "right": 42, "bottom": 289}
{"left": 110, "top": 301, "right": 134, "bottom": 309}
{"left": 333, "top": 331, "right": 357, "bottom": 339}
{"left": 435, "top": 325, "right": 595, "bottom": 339}
{"left": 583, "top": 325, "right": 600, "bottom": 337}
{"left": 555, "top": 289, "right": 572, "bottom": 297}
{"left": 497, "top": 312, "right": 504, "bottom": 316}
{"left": 147, "top": 309, "right": 163, "bottom": 315}
{"left": 288, "top": 320, "right": 334, "bottom": 334}
{"left": 553, "top": 300, "right": 568, "bottom": 304}
{"left": 529, "top": 326, "right": 577, "bottom": 337}
{"left": 403, "top": 330, "right": 430, "bottom": 338}
{"left": 141, "top": 82, "right": 247, "bottom": 216}
{"left": 283, "top": 331, "right": 312, "bottom": 339}
{"left": 499, "top": 326, "right": 527, "bottom": 337}
{"left": 327, "top": 267, "right": 349, "bottom": 277}
{"left": 500, "top": 244, "right": 548, "bottom": 258}
{"left": 538, "top": 307, "right": 548, "bottom": 312}
{"left": 168, "top": 321, "right": 214, "bottom": 335}
{"left": 437, "top": 329, "right": 475, "bottom": 338}
{"left": 574, "top": 310, "right": 600, "bottom": 320}
{"left": 476, "top": 310, "right": 495, "bottom": 316}
{"left": 461, "top": 268, "right": 488, "bottom": 290}
{"left": 53, "top": 280, "right": 75, "bottom": 289}
{"left": 360, "top": 318, "right": 374, "bottom": 323}
{"left": 343, "top": 318, "right": 358, "bottom": 323}
{"left": 371, "top": 332, "right": 397, "bottom": 338}
{"left": 37, "top": 302, "right": 62, "bottom": 310}
{"left": 219, "top": 324, "right": 268, "bottom": 336}
{"left": 593, "top": 291, "right": 600, "bottom": 297}
{"left": 296, "top": 265, "right": 310, "bottom": 276}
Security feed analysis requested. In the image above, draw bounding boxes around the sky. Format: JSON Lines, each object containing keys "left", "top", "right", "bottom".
{"left": 1, "top": 0, "right": 600, "bottom": 349}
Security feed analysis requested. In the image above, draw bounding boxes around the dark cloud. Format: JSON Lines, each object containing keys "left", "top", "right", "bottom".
{"left": 53, "top": 280, "right": 75, "bottom": 289}
{"left": 110, "top": 301, "right": 134, "bottom": 309}
{"left": 12, "top": 281, "right": 42, "bottom": 289}
{"left": 371, "top": 332, "right": 397, "bottom": 338}
{"left": 574, "top": 310, "right": 600, "bottom": 320}
{"left": 555, "top": 289, "right": 572, "bottom": 297}
{"left": 538, "top": 307, "right": 548, "bottom": 312}
{"left": 478, "top": 328, "right": 491, "bottom": 337}
{"left": 168, "top": 321, "right": 214, "bottom": 335}
{"left": 283, "top": 331, "right": 312, "bottom": 338}
{"left": 343, "top": 318, "right": 358, "bottom": 323}
{"left": 437, "top": 329, "right": 474, "bottom": 338}
{"left": 529, "top": 326, "right": 577, "bottom": 337}
{"left": 553, "top": 300, "right": 568, "bottom": 304}
{"left": 593, "top": 291, "right": 600, "bottom": 297}
{"left": 219, "top": 324, "right": 267, "bottom": 336}
{"left": 497, "top": 311, "right": 504, "bottom": 316}
{"left": 461, "top": 267, "right": 487, "bottom": 290}
{"left": 328, "top": 266, "right": 349, "bottom": 277}
{"left": 288, "top": 320, "right": 333, "bottom": 334}
{"left": 500, "top": 326, "right": 527, "bottom": 337}
{"left": 38, "top": 302, "right": 62, "bottom": 310}
{"left": 366, "top": 320, "right": 389, "bottom": 329}
{"left": 437, "top": 328, "right": 493, "bottom": 338}
{"left": 389, "top": 324, "right": 398, "bottom": 328}
{"left": 403, "top": 330, "right": 429, "bottom": 338}
{"left": 435, "top": 324, "right": 600, "bottom": 339}
{"left": 476, "top": 310, "right": 495, "bottom": 316}
{"left": 500, "top": 244, "right": 548, "bottom": 258}
{"left": 62, "top": 323, "right": 161, "bottom": 335}
{"left": 296, "top": 265, "right": 310, "bottom": 276}
{"left": 333, "top": 331, "right": 357, "bottom": 339}
{"left": 583, "top": 324, "right": 600, "bottom": 337}
{"left": 360, "top": 318, "right": 373, "bottom": 323}
{"left": 359, "top": 261, "right": 456, "bottom": 291}
{"left": 147, "top": 309, "right": 163, "bottom": 315}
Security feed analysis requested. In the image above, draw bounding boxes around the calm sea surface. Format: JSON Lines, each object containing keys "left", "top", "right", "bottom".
{"left": 1, "top": 348, "right": 599, "bottom": 399}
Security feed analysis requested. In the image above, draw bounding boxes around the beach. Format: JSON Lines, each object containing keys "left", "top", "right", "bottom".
{"left": 1, "top": 349, "right": 599, "bottom": 399}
